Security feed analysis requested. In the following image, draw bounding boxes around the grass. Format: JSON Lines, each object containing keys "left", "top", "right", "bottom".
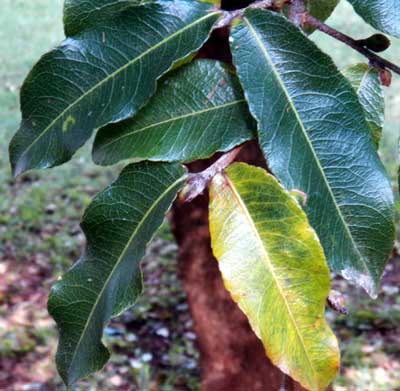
{"left": 0, "top": 1, "right": 399, "bottom": 390}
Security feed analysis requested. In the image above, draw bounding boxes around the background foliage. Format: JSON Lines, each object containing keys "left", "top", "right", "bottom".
{"left": 0, "top": 0, "right": 399, "bottom": 390}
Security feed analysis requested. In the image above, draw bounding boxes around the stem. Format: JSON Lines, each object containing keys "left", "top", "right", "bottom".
{"left": 304, "top": 13, "right": 400, "bottom": 76}
{"left": 288, "top": 0, "right": 305, "bottom": 27}
{"left": 181, "top": 145, "right": 244, "bottom": 202}
{"left": 215, "top": 0, "right": 276, "bottom": 28}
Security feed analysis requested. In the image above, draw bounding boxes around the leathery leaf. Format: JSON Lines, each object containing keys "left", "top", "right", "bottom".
{"left": 231, "top": 8, "right": 394, "bottom": 297}
{"left": 10, "top": 0, "right": 220, "bottom": 176}
{"left": 343, "top": 63, "right": 384, "bottom": 149}
{"left": 93, "top": 59, "right": 255, "bottom": 165}
{"left": 209, "top": 163, "right": 340, "bottom": 391}
{"left": 347, "top": 0, "right": 400, "bottom": 38}
{"left": 48, "top": 161, "right": 186, "bottom": 386}
{"left": 63, "top": 0, "right": 146, "bottom": 36}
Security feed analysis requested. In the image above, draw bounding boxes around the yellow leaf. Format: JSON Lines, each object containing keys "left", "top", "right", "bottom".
{"left": 209, "top": 163, "right": 340, "bottom": 391}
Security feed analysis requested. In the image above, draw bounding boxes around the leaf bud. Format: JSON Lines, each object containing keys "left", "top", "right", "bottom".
{"left": 358, "top": 34, "right": 391, "bottom": 53}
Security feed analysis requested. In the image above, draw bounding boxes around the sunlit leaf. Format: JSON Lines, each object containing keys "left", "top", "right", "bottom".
{"left": 93, "top": 60, "right": 255, "bottom": 165}
{"left": 209, "top": 163, "right": 340, "bottom": 391}
{"left": 48, "top": 162, "right": 186, "bottom": 385}
{"left": 231, "top": 8, "right": 394, "bottom": 297}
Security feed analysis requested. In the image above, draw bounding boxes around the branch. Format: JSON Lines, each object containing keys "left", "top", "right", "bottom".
{"left": 215, "top": 0, "right": 279, "bottom": 28}
{"left": 304, "top": 13, "right": 400, "bottom": 76}
{"left": 288, "top": 0, "right": 305, "bottom": 27}
{"left": 180, "top": 145, "right": 244, "bottom": 202}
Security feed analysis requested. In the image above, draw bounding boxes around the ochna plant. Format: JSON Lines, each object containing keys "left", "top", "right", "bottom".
{"left": 9, "top": 0, "right": 399, "bottom": 390}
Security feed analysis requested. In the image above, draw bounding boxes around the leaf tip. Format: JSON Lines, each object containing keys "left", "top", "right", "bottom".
{"left": 341, "top": 267, "right": 378, "bottom": 299}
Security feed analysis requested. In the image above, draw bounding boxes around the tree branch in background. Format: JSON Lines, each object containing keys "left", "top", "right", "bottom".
{"left": 304, "top": 13, "right": 400, "bottom": 76}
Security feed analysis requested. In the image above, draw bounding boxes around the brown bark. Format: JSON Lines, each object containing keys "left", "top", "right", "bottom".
{"left": 171, "top": 144, "right": 310, "bottom": 391}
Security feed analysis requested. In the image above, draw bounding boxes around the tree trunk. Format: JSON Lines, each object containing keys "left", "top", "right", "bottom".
{"left": 171, "top": 144, "right": 309, "bottom": 391}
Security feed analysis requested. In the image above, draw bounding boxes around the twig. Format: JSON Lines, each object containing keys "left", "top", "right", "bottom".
{"left": 327, "top": 290, "right": 348, "bottom": 315}
{"left": 215, "top": 0, "right": 275, "bottom": 28}
{"left": 288, "top": 0, "right": 305, "bottom": 27}
{"left": 180, "top": 146, "right": 244, "bottom": 202}
{"left": 304, "top": 13, "right": 400, "bottom": 76}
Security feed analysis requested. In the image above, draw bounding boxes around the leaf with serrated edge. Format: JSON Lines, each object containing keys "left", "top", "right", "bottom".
{"left": 93, "top": 60, "right": 255, "bottom": 165}
{"left": 343, "top": 64, "right": 384, "bottom": 149}
{"left": 209, "top": 163, "right": 340, "bottom": 391}
{"left": 347, "top": 0, "right": 400, "bottom": 38}
{"left": 48, "top": 162, "right": 186, "bottom": 386}
{"left": 9, "top": 0, "right": 220, "bottom": 176}
{"left": 231, "top": 9, "right": 394, "bottom": 297}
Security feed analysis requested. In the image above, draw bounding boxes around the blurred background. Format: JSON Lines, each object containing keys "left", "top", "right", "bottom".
{"left": 0, "top": 0, "right": 399, "bottom": 390}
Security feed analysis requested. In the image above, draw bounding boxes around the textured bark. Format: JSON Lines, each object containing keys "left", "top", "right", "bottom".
{"left": 171, "top": 144, "right": 311, "bottom": 391}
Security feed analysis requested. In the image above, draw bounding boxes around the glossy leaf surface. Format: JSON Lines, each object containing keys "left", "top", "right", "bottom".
{"left": 209, "top": 163, "right": 340, "bottom": 391}
{"left": 231, "top": 9, "right": 394, "bottom": 297}
{"left": 48, "top": 162, "right": 186, "bottom": 385}
{"left": 93, "top": 60, "right": 255, "bottom": 165}
{"left": 347, "top": 0, "right": 400, "bottom": 38}
{"left": 9, "top": 0, "right": 220, "bottom": 176}
{"left": 343, "top": 63, "right": 384, "bottom": 148}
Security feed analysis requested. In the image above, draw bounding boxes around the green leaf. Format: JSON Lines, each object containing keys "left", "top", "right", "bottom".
{"left": 347, "top": 0, "right": 400, "bottom": 38}
{"left": 9, "top": 0, "right": 220, "bottom": 176}
{"left": 343, "top": 64, "right": 384, "bottom": 149}
{"left": 231, "top": 9, "right": 394, "bottom": 297}
{"left": 306, "top": 0, "right": 339, "bottom": 23}
{"left": 209, "top": 163, "right": 340, "bottom": 391}
{"left": 64, "top": 0, "right": 147, "bottom": 36}
{"left": 93, "top": 59, "right": 255, "bottom": 165}
{"left": 48, "top": 162, "right": 186, "bottom": 386}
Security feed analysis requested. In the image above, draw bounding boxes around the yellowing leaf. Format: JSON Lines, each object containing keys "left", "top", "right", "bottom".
{"left": 209, "top": 163, "right": 340, "bottom": 391}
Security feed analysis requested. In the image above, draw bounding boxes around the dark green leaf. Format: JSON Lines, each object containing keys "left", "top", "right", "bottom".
{"left": 48, "top": 162, "right": 186, "bottom": 385}
{"left": 343, "top": 64, "right": 384, "bottom": 149}
{"left": 93, "top": 60, "right": 255, "bottom": 165}
{"left": 9, "top": 0, "right": 220, "bottom": 176}
{"left": 231, "top": 9, "right": 394, "bottom": 297}
{"left": 347, "top": 0, "right": 400, "bottom": 38}
{"left": 64, "top": 0, "right": 147, "bottom": 36}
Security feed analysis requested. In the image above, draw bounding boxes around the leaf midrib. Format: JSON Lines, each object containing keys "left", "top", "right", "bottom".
{"left": 243, "top": 15, "right": 368, "bottom": 275}
{"left": 67, "top": 173, "right": 186, "bottom": 379}
{"left": 96, "top": 99, "right": 246, "bottom": 152}
{"left": 222, "top": 171, "right": 317, "bottom": 384}
{"left": 19, "top": 10, "right": 220, "bottom": 162}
